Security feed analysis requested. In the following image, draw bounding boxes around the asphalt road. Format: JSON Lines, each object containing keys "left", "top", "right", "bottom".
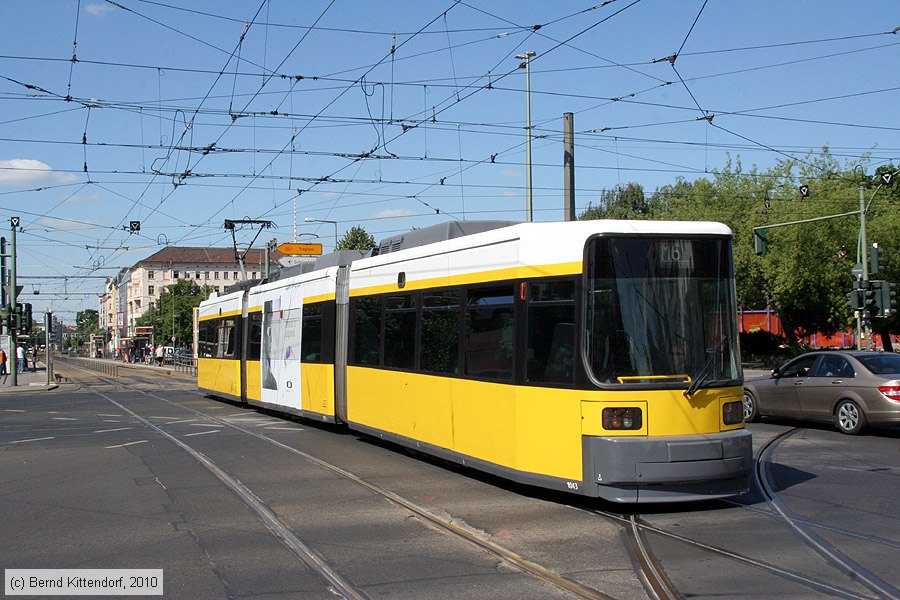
{"left": 1, "top": 366, "right": 898, "bottom": 599}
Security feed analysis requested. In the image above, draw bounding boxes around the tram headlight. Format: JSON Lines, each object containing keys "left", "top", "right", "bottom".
{"left": 602, "top": 407, "right": 642, "bottom": 430}
{"left": 723, "top": 401, "right": 743, "bottom": 425}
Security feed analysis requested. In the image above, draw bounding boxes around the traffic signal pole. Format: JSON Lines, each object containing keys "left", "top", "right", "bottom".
{"left": 858, "top": 182, "right": 871, "bottom": 350}
{"left": 45, "top": 311, "right": 52, "bottom": 386}
{"left": 9, "top": 218, "right": 17, "bottom": 387}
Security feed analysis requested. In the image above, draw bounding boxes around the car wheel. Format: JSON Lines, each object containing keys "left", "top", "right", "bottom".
{"left": 742, "top": 389, "right": 759, "bottom": 423}
{"left": 833, "top": 399, "right": 867, "bottom": 435}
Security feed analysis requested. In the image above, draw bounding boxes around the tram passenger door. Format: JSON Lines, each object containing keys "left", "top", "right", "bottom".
{"left": 260, "top": 299, "right": 302, "bottom": 410}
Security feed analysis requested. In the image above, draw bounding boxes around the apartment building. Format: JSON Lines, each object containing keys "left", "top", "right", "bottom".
{"left": 101, "top": 246, "right": 271, "bottom": 353}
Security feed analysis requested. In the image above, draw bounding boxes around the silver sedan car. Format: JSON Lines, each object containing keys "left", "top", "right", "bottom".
{"left": 743, "top": 351, "right": 900, "bottom": 434}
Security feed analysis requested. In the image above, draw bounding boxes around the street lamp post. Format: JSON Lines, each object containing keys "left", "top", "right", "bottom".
{"left": 304, "top": 217, "right": 339, "bottom": 251}
{"left": 516, "top": 50, "right": 536, "bottom": 222}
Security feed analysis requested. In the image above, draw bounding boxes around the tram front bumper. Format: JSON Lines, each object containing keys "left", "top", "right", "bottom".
{"left": 583, "top": 429, "right": 752, "bottom": 503}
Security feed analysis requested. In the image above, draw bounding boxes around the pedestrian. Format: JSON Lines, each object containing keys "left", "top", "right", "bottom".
{"left": 0, "top": 347, "right": 7, "bottom": 380}
{"left": 30, "top": 346, "right": 36, "bottom": 372}
{"left": 156, "top": 344, "right": 164, "bottom": 366}
{"left": 16, "top": 344, "right": 25, "bottom": 374}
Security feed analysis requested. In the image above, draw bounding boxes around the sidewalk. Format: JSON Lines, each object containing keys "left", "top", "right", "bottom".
{"left": 0, "top": 364, "right": 59, "bottom": 392}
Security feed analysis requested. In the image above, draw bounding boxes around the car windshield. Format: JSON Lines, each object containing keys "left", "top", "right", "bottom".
{"left": 585, "top": 235, "right": 741, "bottom": 386}
{"left": 856, "top": 353, "right": 900, "bottom": 375}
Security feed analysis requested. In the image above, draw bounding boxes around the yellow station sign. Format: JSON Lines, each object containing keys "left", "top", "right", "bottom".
{"left": 277, "top": 242, "right": 323, "bottom": 256}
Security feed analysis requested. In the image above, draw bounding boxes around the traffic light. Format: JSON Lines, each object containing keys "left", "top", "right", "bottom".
{"left": 863, "top": 283, "right": 879, "bottom": 315}
{"left": 882, "top": 282, "right": 898, "bottom": 317}
{"left": 21, "top": 303, "right": 32, "bottom": 335}
{"left": 753, "top": 228, "right": 767, "bottom": 256}
{"left": 846, "top": 288, "right": 863, "bottom": 311}
{"left": 10, "top": 303, "right": 25, "bottom": 333}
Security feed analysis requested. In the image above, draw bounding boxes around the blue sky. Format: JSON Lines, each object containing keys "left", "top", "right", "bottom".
{"left": 1, "top": 0, "right": 898, "bottom": 319}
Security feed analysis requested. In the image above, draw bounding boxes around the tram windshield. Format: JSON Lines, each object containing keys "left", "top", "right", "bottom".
{"left": 585, "top": 236, "right": 741, "bottom": 387}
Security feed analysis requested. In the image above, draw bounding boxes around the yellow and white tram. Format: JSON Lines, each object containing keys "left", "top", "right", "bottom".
{"left": 198, "top": 220, "right": 752, "bottom": 503}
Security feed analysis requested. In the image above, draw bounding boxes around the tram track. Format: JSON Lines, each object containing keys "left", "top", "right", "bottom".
{"left": 754, "top": 428, "right": 900, "bottom": 600}
{"left": 621, "top": 515, "right": 679, "bottom": 600}
{"left": 574, "top": 426, "right": 899, "bottom": 600}
{"left": 62, "top": 364, "right": 619, "bottom": 600}
{"left": 53, "top": 364, "right": 900, "bottom": 600}
{"left": 584, "top": 507, "right": 879, "bottom": 600}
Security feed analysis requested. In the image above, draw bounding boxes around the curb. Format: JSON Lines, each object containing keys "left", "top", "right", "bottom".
{"left": 0, "top": 383, "right": 59, "bottom": 393}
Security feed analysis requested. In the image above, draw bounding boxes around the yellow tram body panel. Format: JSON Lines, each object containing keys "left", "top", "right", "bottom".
{"left": 347, "top": 366, "right": 745, "bottom": 482}
{"left": 301, "top": 362, "right": 336, "bottom": 417}
{"left": 347, "top": 367, "right": 455, "bottom": 449}
{"left": 246, "top": 359, "right": 261, "bottom": 401}
{"left": 198, "top": 357, "right": 241, "bottom": 398}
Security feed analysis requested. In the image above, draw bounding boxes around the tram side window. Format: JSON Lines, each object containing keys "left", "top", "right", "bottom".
{"left": 301, "top": 303, "right": 323, "bottom": 363}
{"left": 527, "top": 281, "right": 575, "bottom": 385}
{"left": 198, "top": 319, "right": 216, "bottom": 358}
{"left": 465, "top": 286, "right": 515, "bottom": 382}
{"left": 352, "top": 297, "right": 382, "bottom": 367}
{"left": 247, "top": 311, "right": 262, "bottom": 360}
{"left": 421, "top": 290, "right": 460, "bottom": 374}
{"left": 384, "top": 294, "right": 416, "bottom": 370}
{"left": 218, "top": 318, "right": 237, "bottom": 358}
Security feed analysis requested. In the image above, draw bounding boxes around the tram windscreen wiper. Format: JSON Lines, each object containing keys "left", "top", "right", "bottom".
{"left": 684, "top": 358, "right": 712, "bottom": 398}
{"left": 684, "top": 336, "right": 726, "bottom": 398}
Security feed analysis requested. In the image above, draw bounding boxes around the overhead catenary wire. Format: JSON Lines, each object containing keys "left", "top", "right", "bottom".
{"left": 1, "top": 3, "right": 896, "bottom": 314}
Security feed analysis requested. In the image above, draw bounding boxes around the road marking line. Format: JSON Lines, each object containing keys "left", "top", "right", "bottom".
{"left": 265, "top": 427, "right": 305, "bottom": 431}
{"left": 52, "top": 417, "right": 78, "bottom": 421}
{"left": 97, "top": 413, "right": 122, "bottom": 417}
{"left": 9, "top": 437, "right": 54, "bottom": 444}
{"left": 94, "top": 427, "right": 134, "bottom": 433}
{"left": 4, "top": 409, "right": 25, "bottom": 413}
{"left": 183, "top": 430, "right": 220, "bottom": 437}
{"left": 105, "top": 440, "right": 148, "bottom": 449}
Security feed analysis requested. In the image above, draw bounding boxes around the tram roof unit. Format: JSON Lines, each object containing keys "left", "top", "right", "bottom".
{"left": 371, "top": 220, "right": 519, "bottom": 256}
{"left": 347, "top": 219, "right": 733, "bottom": 293}
{"left": 211, "top": 219, "right": 732, "bottom": 299}
{"left": 219, "top": 221, "right": 516, "bottom": 295}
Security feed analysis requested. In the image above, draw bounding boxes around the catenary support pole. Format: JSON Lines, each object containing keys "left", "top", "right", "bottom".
{"left": 563, "top": 112, "right": 575, "bottom": 222}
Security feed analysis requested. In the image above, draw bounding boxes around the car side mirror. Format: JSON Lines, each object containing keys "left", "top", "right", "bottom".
{"left": 771, "top": 368, "right": 781, "bottom": 379}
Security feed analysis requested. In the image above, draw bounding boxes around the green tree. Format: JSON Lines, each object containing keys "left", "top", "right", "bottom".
{"left": 579, "top": 182, "right": 653, "bottom": 220}
{"left": 336, "top": 225, "right": 376, "bottom": 251}
{"left": 136, "top": 279, "right": 212, "bottom": 348}
{"left": 75, "top": 309, "right": 102, "bottom": 338}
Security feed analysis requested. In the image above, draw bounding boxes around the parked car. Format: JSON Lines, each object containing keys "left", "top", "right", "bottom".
{"left": 743, "top": 351, "right": 900, "bottom": 434}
